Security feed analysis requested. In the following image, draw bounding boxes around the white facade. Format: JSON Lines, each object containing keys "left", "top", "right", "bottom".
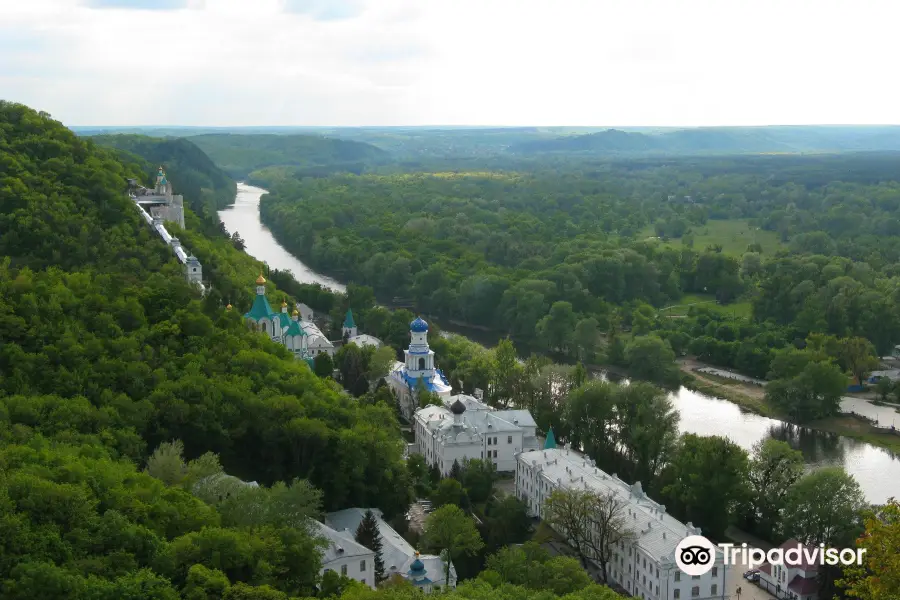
{"left": 313, "top": 520, "right": 376, "bottom": 588}
{"left": 413, "top": 395, "right": 540, "bottom": 474}
{"left": 129, "top": 172, "right": 203, "bottom": 294}
{"left": 758, "top": 539, "right": 820, "bottom": 600}
{"left": 325, "top": 507, "right": 456, "bottom": 593}
{"left": 388, "top": 317, "right": 452, "bottom": 421}
{"left": 516, "top": 448, "right": 727, "bottom": 600}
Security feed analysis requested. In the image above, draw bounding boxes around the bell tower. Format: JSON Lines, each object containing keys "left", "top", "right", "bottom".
{"left": 405, "top": 317, "right": 435, "bottom": 377}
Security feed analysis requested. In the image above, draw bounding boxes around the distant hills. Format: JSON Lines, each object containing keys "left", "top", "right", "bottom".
{"left": 186, "top": 133, "right": 389, "bottom": 178}
{"left": 510, "top": 126, "right": 900, "bottom": 155}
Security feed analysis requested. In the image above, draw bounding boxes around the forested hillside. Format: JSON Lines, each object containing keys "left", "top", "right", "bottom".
{"left": 258, "top": 155, "right": 900, "bottom": 397}
{"left": 0, "top": 102, "right": 411, "bottom": 598}
{"left": 91, "top": 134, "right": 236, "bottom": 226}
{"left": 187, "top": 133, "right": 389, "bottom": 179}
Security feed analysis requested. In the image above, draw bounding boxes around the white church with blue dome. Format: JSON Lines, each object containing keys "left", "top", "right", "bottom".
{"left": 388, "top": 317, "right": 453, "bottom": 421}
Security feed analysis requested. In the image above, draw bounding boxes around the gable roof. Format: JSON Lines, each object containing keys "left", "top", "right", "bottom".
{"left": 325, "top": 508, "right": 455, "bottom": 586}
{"left": 344, "top": 309, "right": 356, "bottom": 329}
{"left": 245, "top": 293, "right": 274, "bottom": 321}
{"left": 312, "top": 520, "right": 374, "bottom": 564}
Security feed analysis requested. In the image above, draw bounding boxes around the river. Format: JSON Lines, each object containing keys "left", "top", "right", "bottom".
{"left": 221, "top": 182, "right": 900, "bottom": 505}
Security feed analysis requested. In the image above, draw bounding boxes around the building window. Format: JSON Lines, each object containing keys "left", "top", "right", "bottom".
{"left": 508, "top": 435, "right": 512, "bottom": 444}
{"left": 711, "top": 584, "right": 717, "bottom": 595}
{"left": 341, "top": 565, "right": 347, "bottom": 576}
{"left": 494, "top": 436, "right": 498, "bottom": 444}
{"left": 691, "top": 586, "right": 699, "bottom": 597}
{"left": 675, "top": 572, "right": 681, "bottom": 582}
{"left": 488, "top": 438, "right": 492, "bottom": 446}
{"left": 711, "top": 567, "right": 717, "bottom": 577}
{"left": 674, "top": 590, "right": 680, "bottom": 599}
{"left": 692, "top": 575, "right": 700, "bottom": 580}
{"left": 418, "top": 358, "right": 425, "bottom": 370}
{"left": 360, "top": 560, "right": 366, "bottom": 571}
{"left": 262, "top": 322, "right": 268, "bottom": 333}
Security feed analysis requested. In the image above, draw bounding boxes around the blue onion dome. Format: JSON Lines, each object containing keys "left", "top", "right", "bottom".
{"left": 410, "top": 317, "right": 429, "bottom": 332}
{"left": 410, "top": 558, "right": 425, "bottom": 572}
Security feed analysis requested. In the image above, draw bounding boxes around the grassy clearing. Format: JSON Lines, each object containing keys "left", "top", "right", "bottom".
{"left": 641, "top": 218, "right": 784, "bottom": 256}
{"left": 660, "top": 292, "right": 753, "bottom": 318}
{"left": 681, "top": 373, "right": 776, "bottom": 417}
{"left": 808, "top": 416, "right": 900, "bottom": 453}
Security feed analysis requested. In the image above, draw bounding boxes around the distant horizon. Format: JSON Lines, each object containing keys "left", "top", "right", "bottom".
{"left": 69, "top": 124, "right": 900, "bottom": 131}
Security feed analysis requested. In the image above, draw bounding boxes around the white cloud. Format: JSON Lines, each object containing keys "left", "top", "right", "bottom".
{"left": 1, "top": 0, "right": 898, "bottom": 126}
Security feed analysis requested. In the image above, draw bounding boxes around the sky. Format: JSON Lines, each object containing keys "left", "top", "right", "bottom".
{"left": 2, "top": 0, "right": 898, "bottom": 127}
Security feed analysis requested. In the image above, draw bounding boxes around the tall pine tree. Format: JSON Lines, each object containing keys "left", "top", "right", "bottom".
{"left": 355, "top": 510, "right": 385, "bottom": 582}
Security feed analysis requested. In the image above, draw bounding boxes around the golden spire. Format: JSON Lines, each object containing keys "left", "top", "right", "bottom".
{"left": 226, "top": 304, "right": 233, "bottom": 311}
{"left": 256, "top": 273, "right": 266, "bottom": 284}
{"left": 282, "top": 298, "right": 288, "bottom": 308}
{"left": 292, "top": 308, "right": 299, "bottom": 317}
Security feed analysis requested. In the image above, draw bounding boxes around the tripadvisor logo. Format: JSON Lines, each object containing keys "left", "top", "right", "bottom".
{"left": 675, "top": 535, "right": 867, "bottom": 575}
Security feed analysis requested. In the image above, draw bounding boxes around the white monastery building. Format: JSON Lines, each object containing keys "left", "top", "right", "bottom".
{"left": 388, "top": 317, "right": 452, "bottom": 420}
{"left": 313, "top": 520, "right": 376, "bottom": 588}
{"left": 516, "top": 447, "right": 727, "bottom": 600}
{"left": 413, "top": 394, "right": 540, "bottom": 474}
{"left": 129, "top": 168, "right": 203, "bottom": 293}
{"left": 325, "top": 508, "right": 456, "bottom": 593}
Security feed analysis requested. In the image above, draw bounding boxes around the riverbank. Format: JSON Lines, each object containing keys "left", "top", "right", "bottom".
{"left": 678, "top": 360, "right": 900, "bottom": 454}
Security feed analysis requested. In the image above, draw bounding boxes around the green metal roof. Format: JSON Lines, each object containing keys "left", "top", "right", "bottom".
{"left": 544, "top": 427, "right": 557, "bottom": 450}
{"left": 245, "top": 292, "right": 274, "bottom": 321}
{"left": 276, "top": 312, "right": 292, "bottom": 329}
{"left": 343, "top": 309, "right": 356, "bottom": 329}
{"left": 286, "top": 320, "right": 306, "bottom": 337}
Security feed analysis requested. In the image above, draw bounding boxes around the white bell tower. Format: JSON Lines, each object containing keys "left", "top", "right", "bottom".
{"left": 405, "top": 317, "right": 435, "bottom": 377}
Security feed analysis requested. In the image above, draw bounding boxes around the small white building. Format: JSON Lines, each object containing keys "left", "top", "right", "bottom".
{"left": 516, "top": 448, "right": 727, "bottom": 600}
{"left": 757, "top": 539, "right": 820, "bottom": 600}
{"left": 313, "top": 520, "right": 376, "bottom": 588}
{"left": 412, "top": 395, "right": 540, "bottom": 474}
{"left": 388, "top": 317, "right": 452, "bottom": 421}
{"left": 325, "top": 507, "right": 456, "bottom": 593}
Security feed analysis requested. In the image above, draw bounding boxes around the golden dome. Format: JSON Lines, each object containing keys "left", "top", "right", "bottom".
{"left": 256, "top": 274, "right": 266, "bottom": 284}
{"left": 292, "top": 309, "right": 299, "bottom": 317}
{"left": 282, "top": 299, "right": 288, "bottom": 307}
{"left": 226, "top": 304, "right": 233, "bottom": 311}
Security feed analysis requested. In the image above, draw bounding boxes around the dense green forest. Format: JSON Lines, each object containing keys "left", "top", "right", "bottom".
{"left": 187, "top": 134, "right": 389, "bottom": 179}
{"left": 3, "top": 101, "right": 896, "bottom": 598}
{"left": 91, "top": 134, "right": 237, "bottom": 229}
{"left": 0, "top": 102, "right": 414, "bottom": 598}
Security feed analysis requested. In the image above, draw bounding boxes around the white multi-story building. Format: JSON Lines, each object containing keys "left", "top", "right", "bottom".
{"left": 313, "top": 520, "right": 376, "bottom": 588}
{"left": 325, "top": 507, "right": 456, "bottom": 593}
{"left": 516, "top": 448, "right": 727, "bottom": 600}
{"left": 412, "top": 394, "right": 540, "bottom": 474}
{"left": 388, "top": 317, "right": 452, "bottom": 420}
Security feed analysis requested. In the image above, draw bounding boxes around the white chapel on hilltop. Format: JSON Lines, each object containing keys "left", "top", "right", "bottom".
{"left": 388, "top": 317, "right": 453, "bottom": 420}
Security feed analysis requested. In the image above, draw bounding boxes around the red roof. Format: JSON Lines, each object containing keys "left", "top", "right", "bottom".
{"left": 788, "top": 574, "right": 820, "bottom": 596}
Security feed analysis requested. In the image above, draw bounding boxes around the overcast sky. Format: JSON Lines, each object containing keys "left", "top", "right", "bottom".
{"left": 2, "top": 0, "right": 897, "bottom": 127}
